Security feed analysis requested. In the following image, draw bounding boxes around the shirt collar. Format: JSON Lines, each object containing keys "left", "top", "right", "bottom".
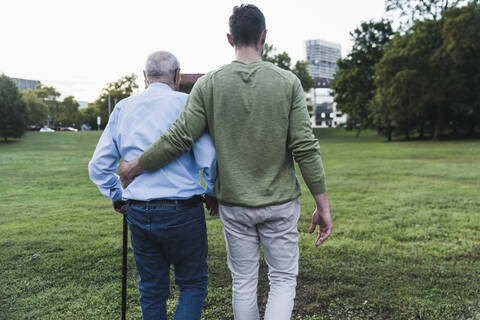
{"left": 148, "top": 82, "right": 173, "bottom": 91}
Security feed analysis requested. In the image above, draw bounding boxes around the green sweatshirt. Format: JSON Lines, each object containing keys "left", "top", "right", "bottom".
{"left": 139, "top": 60, "right": 326, "bottom": 207}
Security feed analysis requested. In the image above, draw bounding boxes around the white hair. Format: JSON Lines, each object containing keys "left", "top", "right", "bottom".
{"left": 145, "top": 51, "right": 180, "bottom": 79}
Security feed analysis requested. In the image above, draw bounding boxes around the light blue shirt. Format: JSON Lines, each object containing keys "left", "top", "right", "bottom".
{"left": 88, "top": 82, "right": 217, "bottom": 201}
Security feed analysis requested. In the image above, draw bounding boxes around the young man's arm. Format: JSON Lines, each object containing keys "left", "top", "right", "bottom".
{"left": 119, "top": 80, "right": 208, "bottom": 187}
{"left": 88, "top": 108, "right": 124, "bottom": 213}
{"left": 288, "top": 77, "right": 332, "bottom": 246}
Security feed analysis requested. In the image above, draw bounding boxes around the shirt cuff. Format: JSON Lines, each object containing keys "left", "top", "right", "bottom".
{"left": 205, "top": 184, "right": 215, "bottom": 197}
{"left": 110, "top": 188, "right": 123, "bottom": 202}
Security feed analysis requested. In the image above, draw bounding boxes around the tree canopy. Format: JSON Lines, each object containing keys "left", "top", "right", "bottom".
{"left": 26, "top": 84, "right": 81, "bottom": 128}
{"left": 33, "top": 84, "right": 61, "bottom": 127}
{"left": 331, "top": 1, "right": 479, "bottom": 141}
{"left": 91, "top": 73, "right": 138, "bottom": 127}
{"left": 385, "top": 0, "right": 468, "bottom": 25}
{"left": 179, "top": 81, "right": 194, "bottom": 94}
{"left": 330, "top": 20, "right": 394, "bottom": 134}
{"left": 0, "top": 74, "right": 28, "bottom": 142}
{"left": 23, "top": 90, "right": 48, "bottom": 127}
{"left": 262, "top": 44, "right": 314, "bottom": 92}
{"left": 373, "top": 2, "right": 480, "bottom": 140}
{"left": 58, "top": 96, "right": 80, "bottom": 127}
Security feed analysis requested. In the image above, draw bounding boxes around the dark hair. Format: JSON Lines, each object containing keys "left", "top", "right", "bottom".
{"left": 229, "top": 4, "right": 266, "bottom": 47}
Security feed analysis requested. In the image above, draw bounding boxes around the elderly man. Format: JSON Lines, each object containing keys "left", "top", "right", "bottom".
{"left": 88, "top": 51, "right": 216, "bottom": 320}
{"left": 119, "top": 4, "right": 332, "bottom": 320}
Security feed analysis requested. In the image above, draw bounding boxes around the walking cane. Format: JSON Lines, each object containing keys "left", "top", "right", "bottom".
{"left": 122, "top": 212, "right": 128, "bottom": 320}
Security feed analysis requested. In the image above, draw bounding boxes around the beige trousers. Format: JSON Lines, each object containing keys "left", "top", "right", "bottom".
{"left": 219, "top": 198, "right": 300, "bottom": 320}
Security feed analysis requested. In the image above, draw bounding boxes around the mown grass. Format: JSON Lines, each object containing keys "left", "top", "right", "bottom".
{"left": 0, "top": 130, "right": 479, "bottom": 320}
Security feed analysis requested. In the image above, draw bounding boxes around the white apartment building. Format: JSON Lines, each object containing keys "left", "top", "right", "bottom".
{"left": 305, "top": 39, "right": 346, "bottom": 128}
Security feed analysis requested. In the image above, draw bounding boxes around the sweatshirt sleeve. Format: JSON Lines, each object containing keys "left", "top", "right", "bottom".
{"left": 287, "top": 77, "right": 327, "bottom": 194}
{"left": 192, "top": 132, "right": 217, "bottom": 197}
{"left": 138, "top": 79, "right": 209, "bottom": 171}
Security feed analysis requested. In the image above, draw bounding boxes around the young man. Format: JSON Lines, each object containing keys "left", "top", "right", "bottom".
{"left": 88, "top": 51, "right": 217, "bottom": 320}
{"left": 119, "top": 5, "right": 332, "bottom": 320}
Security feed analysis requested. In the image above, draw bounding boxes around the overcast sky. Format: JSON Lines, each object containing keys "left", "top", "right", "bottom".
{"left": 0, "top": 0, "right": 387, "bottom": 102}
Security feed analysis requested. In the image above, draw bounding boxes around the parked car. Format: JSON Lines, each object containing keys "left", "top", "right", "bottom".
{"left": 60, "top": 127, "right": 78, "bottom": 132}
{"left": 28, "top": 125, "right": 41, "bottom": 131}
{"left": 39, "top": 127, "right": 55, "bottom": 132}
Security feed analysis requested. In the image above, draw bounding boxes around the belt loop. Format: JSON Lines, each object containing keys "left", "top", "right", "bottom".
{"left": 174, "top": 200, "right": 179, "bottom": 210}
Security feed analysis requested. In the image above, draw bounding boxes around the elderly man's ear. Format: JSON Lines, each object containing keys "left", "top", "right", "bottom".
{"left": 143, "top": 70, "right": 149, "bottom": 89}
{"left": 174, "top": 69, "right": 181, "bottom": 90}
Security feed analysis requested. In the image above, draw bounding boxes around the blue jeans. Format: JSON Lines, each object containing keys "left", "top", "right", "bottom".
{"left": 126, "top": 200, "right": 208, "bottom": 320}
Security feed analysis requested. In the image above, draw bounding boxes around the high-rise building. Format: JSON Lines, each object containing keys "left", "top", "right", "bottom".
{"left": 11, "top": 77, "right": 40, "bottom": 91}
{"left": 305, "top": 39, "right": 345, "bottom": 128}
{"left": 306, "top": 39, "right": 341, "bottom": 86}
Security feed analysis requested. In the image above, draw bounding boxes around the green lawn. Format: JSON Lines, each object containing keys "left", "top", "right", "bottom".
{"left": 1, "top": 130, "right": 479, "bottom": 320}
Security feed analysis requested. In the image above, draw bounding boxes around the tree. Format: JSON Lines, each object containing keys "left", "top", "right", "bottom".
{"left": 262, "top": 43, "right": 292, "bottom": 70}
{"left": 179, "top": 82, "right": 194, "bottom": 94}
{"left": 29, "top": 85, "right": 82, "bottom": 128}
{"left": 372, "top": 13, "right": 479, "bottom": 141}
{"left": 92, "top": 74, "right": 138, "bottom": 127}
{"left": 292, "top": 61, "right": 314, "bottom": 92}
{"left": 271, "top": 52, "right": 292, "bottom": 70}
{"left": 330, "top": 1, "right": 478, "bottom": 141}
{"left": 330, "top": 20, "right": 394, "bottom": 134}
{"left": 58, "top": 96, "right": 80, "bottom": 127}
{"left": 262, "top": 43, "right": 314, "bottom": 92}
{"left": 440, "top": 2, "right": 480, "bottom": 136}
{"left": 374, "top": 19, "right": 446, "bottom": 140}
{"left": 0, "top": 74, "right": 28, "bottom": 142}
{"left": 385, "top": 0, "right": 468, "bottom": 25}
{"left": 79, "top": 104, "right": 100, "bottom": 129}
{"left": 262, "top": 43, "right": 276, "bottom": 63}
{"left": 373, "top": 3, "right": 480, "bottom": 141}
{"left": 33, "top": 84, "right": 61, "bottom": 127}
{"left": 23, "top": 90, "right": 48, "bottom": 127}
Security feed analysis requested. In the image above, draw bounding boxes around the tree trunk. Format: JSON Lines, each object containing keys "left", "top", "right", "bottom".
{"left": 419, "top": 122, "right": 425, "bottom": 140}
{"left": 387, "top": 123, "right": 392, "bottom": 142}
{"left": 468, "top": 116, "right": 476, "bottom": 137}
{"left": 433, "top": 107, "right": 445, "bottom": 141}
{"left": 452, "top": 121, "right": 458, "bottom": 137}
{"left": 3, "top": 129, "right": 7, "bottom": 143}
{"left": 405, "top": 119, "right": 410, "bottom": 141}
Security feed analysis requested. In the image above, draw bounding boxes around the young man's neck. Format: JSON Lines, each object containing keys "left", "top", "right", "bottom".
{"left": 235, "top": 45, "right": 262, "bottom": 64}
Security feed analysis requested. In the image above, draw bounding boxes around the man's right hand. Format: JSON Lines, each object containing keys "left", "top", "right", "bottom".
{"left": 118, "top": 159, "right": 144, "bottom": 188}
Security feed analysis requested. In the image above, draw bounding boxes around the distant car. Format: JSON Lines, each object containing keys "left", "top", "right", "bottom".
{"left": 60, "top": 127, "right": 78, "bottom": 132}
{"left": 39, "top": 127, "right": 55, "bottom": 132}
{"left": 28, "top": 125, "right": 41, "bottom": 131}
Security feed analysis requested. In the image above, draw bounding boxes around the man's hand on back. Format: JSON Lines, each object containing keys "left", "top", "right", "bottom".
{"left": 309, "top": 192, "right": 332, "bottom": 247}
{"left": 205, "top": 195, "right": 219, "bottom": 216}
{"left": 119, "top": 159, "right": 144, "bottom": 188}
